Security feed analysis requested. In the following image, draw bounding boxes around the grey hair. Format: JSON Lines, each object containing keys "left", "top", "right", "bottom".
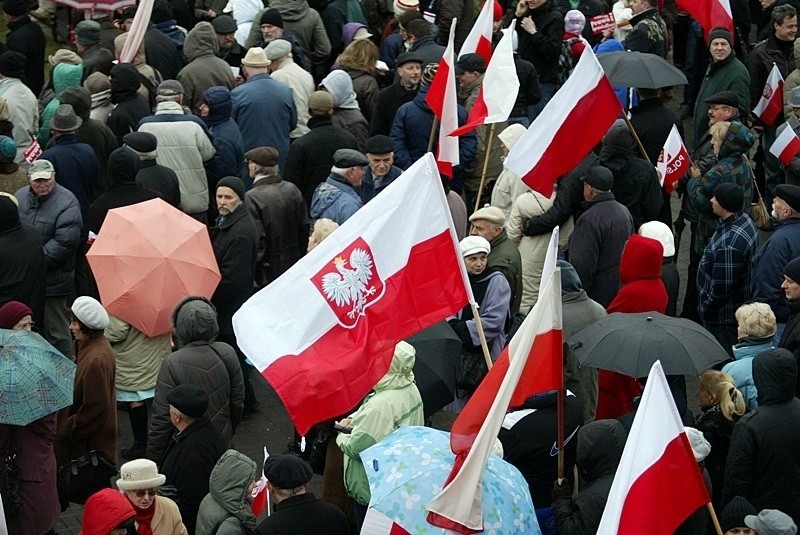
{"left": 156, "top": 94, "right": 182, "bottom": 103}
{"left": 253, "top": 163, "right": 279, "bottom": 176}
{"left": 331, "top": 165, "right": 350, "bottom": 176}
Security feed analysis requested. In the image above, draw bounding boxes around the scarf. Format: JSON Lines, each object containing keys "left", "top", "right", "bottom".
{"left": 131, "top": 499, "right": 156, "bottom": 535}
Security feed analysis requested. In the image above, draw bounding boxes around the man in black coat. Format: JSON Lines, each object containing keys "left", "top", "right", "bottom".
{"left": 108, "top": 64, "right": 154, "bottom": 147}
{"left": 160, "top": 384, "right": 226, "bottom": 535}
{"left": 406, "top": 19, "right": 446, "bottom": 67}
{"left": 370, "top": 52, "right": 422, "bottom": 136}
{"left": 124, "top": 132, "right": 182, "bottom": 209}
{"left": 514, "top": 0, "right": 563, "bottom": 116}
{"left": 778, "top": 257, "right": 800, "bottom": 384}
{"left": 2, "top": 0, "right": 45, "bottom": 96}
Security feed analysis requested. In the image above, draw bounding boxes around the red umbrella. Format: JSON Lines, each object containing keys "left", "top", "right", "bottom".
{"left": 86, "top": 198, "right": 221, "bottom": 337}
{"left": 55, "top": 0, "right": 136, "bottom": 11}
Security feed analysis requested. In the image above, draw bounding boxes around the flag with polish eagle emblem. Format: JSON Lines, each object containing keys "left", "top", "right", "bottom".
{"left": 753, "top": 63, "right": 784, "bottom": 126}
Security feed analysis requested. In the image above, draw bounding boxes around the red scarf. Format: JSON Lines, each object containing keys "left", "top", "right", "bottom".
{"left": 129, "top": 498, "right": 156, "bottom": 535}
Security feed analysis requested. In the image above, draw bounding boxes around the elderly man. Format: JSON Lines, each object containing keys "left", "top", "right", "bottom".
{"left": 359, "top": 135, "right": 404, "bottom": 203}
{"left": 245, "top": 147, "right": 310, "bottom": 288}
{"left": 232, "top": 47, "right": 297, "bottom": 171}
{"left": 779, "top": 257, "right": 800, "bottom": 364}
{"left": 370, "top": 52, "right": 423, "bottom": 136}
{"left": 266, "top": 39, "right": 314, "bottom": 140}
{"left": 212, "top": 15, "right": 244, "bottom": 68}
{"left": 256, "top": 9, "right": 309, "bottom": 70}
{"left": 469, "top": 205, "right": 523, "bottom": 315}
{"left": 15, "top": 160, "right": 82, "bottom": 358}
{"left": 123, "top": 131, "right": 181, "bottom": 208}
{"left": 310, "top": 149, "right": 368, "bottom": 224}
{"left": 0, "top": 52, "right": 39, "bottom": 166}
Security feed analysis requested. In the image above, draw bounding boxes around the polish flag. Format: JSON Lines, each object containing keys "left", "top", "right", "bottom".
{"left": 427, "top": 229, "right": 563, "bottom": 533}
{"left": 233, "top": 154, "right": 471, "bottom": 435}
{"left": 770, "top": 125, "right": 800, "bottom": 165}
{"left": 753, "top": 63, "right": 784, "bottom": 126}
{"left": 597, "top": 360, "right": 710, "bottom": 534}
{"left": 251, "top": 447, "right": 269, "bottom": 517}
{"left": 459, "top": 0, "right": 494, "bottom": 63}
{"left": 450, "top": 22, "right": 520, "bottom": 137}
{"left": 655, "top": 125, "right": 690, "bottom": 195}
{"left": 675, "top": 0, "right": 733, "bottom": 42}
{"left": 504, "top": 47, "right": 622, "bottom": 198}
{"left": 363, "top": 508, "right": 412, "bottom": 534}
{"left": 426, "top": 19, "right": 461, "bottom": 177}
{"left": 22, "top": 135, "right": 42, "bottom": 163}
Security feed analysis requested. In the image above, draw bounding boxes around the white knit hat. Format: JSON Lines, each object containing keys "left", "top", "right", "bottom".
{"left": 638, "top": 220, "right": 675, "bottom": 257}
{"left": 393, "top": 0, "right": 419, "bottom": 17}
{"left": 498, "top": 123, "right": 527, "bottom": 151}
{"left": 460, "top": 235, "right": 491, "bottom": 257}
{"left": 71, "top": 296, "right": 109, "bottom": 330}
{"left": 116, "top": 459, "right": 167, "bottom": 491}
{"left": 684, "top": 427, "right": 711, "bottom": 462}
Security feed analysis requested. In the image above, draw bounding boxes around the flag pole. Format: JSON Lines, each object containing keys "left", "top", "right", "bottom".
{"left": 470, "top": 304, "right": 494, "bottom": 371}
{"left": 621, "top": 114, "right": 651, "bottom": 162}
{"left": 472, "top": 122, "right": 497, "bottom": 213}
{"left": 428, "top": 117, "right": 440, "bottom": 153}
{"left": 707, "top": 503, "right": 724, "bottom": 535}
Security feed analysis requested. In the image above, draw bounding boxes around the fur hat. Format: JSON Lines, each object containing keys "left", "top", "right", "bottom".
{"left": 116, "top": 459, "right": 167, "bottom": 491}
{"left": 564, "top": 9, "right": 586, "bottom": 34}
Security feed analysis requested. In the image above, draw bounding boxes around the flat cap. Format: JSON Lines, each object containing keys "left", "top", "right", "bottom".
{"left": 307, "top": 90, "right": 334, "bottom": 113}
{"left": 265, "top": 39, "right": 292, "bottom": 60}
{"left": 705, "top": 90, "right": 739, "bottom": 108}
{"left": 123, "top": 131, "right": 158, "bottom": 153}
{"left": 212, "top": 14, "right": 238, "bottom": 34}
{"left": 396, "top": 51, "right": 424, "bottom": 68}
{"left": 469, "top": 205, "right": 505, "bottom": 226}
{"left": 166, "top": 384, "right": 209, "bottom": 418}
{"left": 334, "top": 148, "right": 368, "bottom": 168}
{"left": 157, "top": 79, "right": 184, "bottom": 96}
{"left": 455, "top": 53, "right": 486, "bottom": 74}
{"left": 246, "top": 146, "right": 279, "bottom": 167}
{"left": 263, "top": 454, "right": 313, "bottom": 489}
{"left": 364, "top": 135, "right": 394, "bottom": 154}
{"left": 584, "top": 165, "right": 614, "bottom": 191}
{"left": 776, "top": 184, "right": 800, "bottom": 213}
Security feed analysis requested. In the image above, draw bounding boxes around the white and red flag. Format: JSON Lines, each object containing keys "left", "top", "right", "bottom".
{"left": 459, "top": 0, "right": 494, "bottom": 63}
{"left": 655, "top": 125, "right": 690, "bottom": 195}
{"left": 426, "top": 229, "right": 563, "bottom": 533}
{"left": 503, "top": 47, "right": 621, "bottom": 198}
{"left": 675, "top": 0, "right": 733, "bottom": 42}
{"left": 22, "top": 135, "right": 42, "bottom": 164}
{"left": 450, "top": 22, "right": 520, "bottom": 137}
{"left": 233, "top": 154, "right": 471, "bottom": 436}
{"left": 753, "top": 63, "right": 785, "bottom": 126}
{"left": 771, "top": 125, "right": 800, "bottom": 165}
{"left": 426, "top": 19, "right": 461, "bottom": 177}
{"left": 118, "top": 0, "right": 155, "bottom": 63}
{"left": 597, "top": 360, "right": 710, "bottom": 534}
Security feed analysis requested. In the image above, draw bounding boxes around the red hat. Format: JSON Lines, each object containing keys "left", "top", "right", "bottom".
{"left": 0, "top": 301, "right": 32, "bottom": 329}
{"left": 492, "top": 1, "right": 503, "bottom": 21}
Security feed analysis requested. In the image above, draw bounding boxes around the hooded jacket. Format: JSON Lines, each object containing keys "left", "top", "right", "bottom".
{"left": 38, "top": 63, "right": 84, "bottom": 145}
{"left": 80, "top": 488, "right": 135, "bottom": 535}
{"left": 724, "top": 349, "right": 800, "bottom": 524}
{"left": 553, "top": 419, "right": 626, "bottom": 535}
{"left": 201, "top": 86, "right": 245, "bottom": 211}
{"left": 147, "top": 297, "right": 245, "bottom": 463}
{"left": 245, "top": 1, "right": 331, "bottom": 64}
{"left": 336, "top": 341, "right": 424, "bottom": 505}
{"left": 178, "top": 22, "right": 236, "bottom": 112}
{"left": 107, "top": 64, "right": 153, "bottom": 147}
{"left": 195, "top": 450, "right": 258, "bottom": 534}
{"left": 320, "top": 70, "right": 370, "bottom": 151}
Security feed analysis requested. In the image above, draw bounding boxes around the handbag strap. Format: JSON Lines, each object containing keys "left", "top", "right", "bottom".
{"left": 744, "top": 158, "right": 763, "bottom": 202}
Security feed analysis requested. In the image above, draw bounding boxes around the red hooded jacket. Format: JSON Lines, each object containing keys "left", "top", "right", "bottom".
{"left": 80, "top": 488, "right": 136, "bottom": 535}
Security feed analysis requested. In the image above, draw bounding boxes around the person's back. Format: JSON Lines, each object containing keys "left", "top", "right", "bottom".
{"left": 107, "top": 64, "right": 153, "bottom": 147}
{"left": 178, "top": 22, "right": 237, "bottom": 113}
{"left": 123, "top": 132, "right": 182, "bottom": 209}
{"left": 196, "top": 449, "right": 258, "bottom": 535}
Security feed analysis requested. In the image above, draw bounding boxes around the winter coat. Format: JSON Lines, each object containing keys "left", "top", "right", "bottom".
{"left": 340, "top": 67, "right": 379, "bottom": 123}
{"left": 0, "top": 414, "right": 59, "bottom": 535}
{"left": 147, "top": 298, "right": 245, "bottom": 463}
{"left": 696, "top": 403, "right": 740, "bottom": 509}
{"left": 358, "top": 164, "right": 403, "bottom": 202}
{"left": 785, "top": 39, "right": 800, "bottom": 120}
{"left": 80, "top": 44, "right": 115, "bottom": 79}
{"left": 488, "top": 228, "right": 524, "bottom": 316}
{"left": 552, "top": 419, "right": 626, "bottom": 535}
{"left": 408, "top": 36, "right": 445, "bottom": 67}
{"left": 106, "top": 314, "right": 171, "bottom": 393}
{"left": 662, "top": 258, "right": 680, "bottom": 317}
{"left": 597, "top": 145, "right": 663, "bottom": 230}
{"left": 567, "top": 191, "right": 634, "bottom": 308}
{"left": 145, "top": 25, "right": 182, "bottom": 82}
{"left": 336, "top": 342, "right": 424, "bottom": 505}
{"left": 623, "top": 8, "right": 667, "bottom": 57}
{"left": 79, "top": 488, "right": 135, "bottom": 535}
{"left": 136, "top": 160, "right": 182, "bottom": 209}
{"left": 629, "top": 97, "right": 685, "bottom": 165}
{"left": 271, "top": 57, "right": 314, "bottom": 139}
{"left": 231, "top": 73, "right": 297, "bottom": 171}
{"left": 0, "top": 77, "right": 38, "bottom": 165}
{"left": 753, "top": 218, "right": 800, "bottom": 322}
{"left": 694, "top": 52, "right": 751, "bottom": 139}
{"left": 451, "top": 269, "right": 511, "bottom": 359}
{"left": 195, "top": 450, "right": 258, "bottom": 535}
{"left": 245, "top": 174, "right": 310, "bottom": 287}
{"left": 724, "top": 349, "right": 800, "bottom": 525}
{"left": 284, "top": 115, "right": 359, "bottom": 205}
{"left": 688, "top": 121, "right": 756, "bottom": 258}
{"left": 246, "top": 2, "right": 332, "bottom": 64}
{"left": 511, "top": 55, "right": 541, "bottom": 117}
{"left": 370, "top": 80, "right": 417, "bottom": 137}
{"left": 15, "top": 184, "right": 83, "bottom": 296}
{"left": 201, "top": 87, "right": 245, "bottom": 209}
{"left": 40, "top": 133, "right": 99, "bottom": 229}
{"left": 0, "top": 213, "right": 47, "bottom": 328}
{"left": 254, "top": 492, "right": 349, "bottom": 535}
{"left": 107, "top": 64, "right": 153, "bottom": 147}
{"left": 724, "top": 337, "right": 774, "bottom": 410}
{"left": 55, "top": 334, "right": 117, "bottom": 467}
{"left": 459, "top": 75, "right": 505, "bottom": 194}
{"left": 320, "top": 70, "right": 369, "bottom": 151}
{"left": 320, "top": 0, "right": 368, "bottom": 63}
{"left": 6, "top": 16, "right": 45, "bottom": 96}
{"left": 138, "top": 101, "right": 217, "bottom": 215}
{"left": 436, "top": 0, "right": 473, "bottom": 51}
{"left": 38, "top": 63, "right": 85, "bottom": 146}
{"left": 514, "top": 0, "right": 564, "bottom": 84}
{"left": 750, "top": 34, "right": 796, "bottom": 127}
{"left": 492, "top": 167, "right": 530, "bottom": 221}
{"left": 780, "top": 300, "right": 800, "bottom": 396}
{"left": 159, "top": 417, "right": 226, "bottom": 535}
{"left": 310, "top": 173, "right": 362, "bottom": 224}
{"left": 178, "top": 23, "right": 236, "bottom": 113}
{"left": 143, "top": 496, "right": 187, "bottom": 535}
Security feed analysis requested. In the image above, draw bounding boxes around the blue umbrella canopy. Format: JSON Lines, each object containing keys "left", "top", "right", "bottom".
{"left": 0, "top": 329, "right": 76, "bottom": 426}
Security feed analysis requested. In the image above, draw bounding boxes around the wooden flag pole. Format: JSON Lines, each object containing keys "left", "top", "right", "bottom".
{"left": 622, "top": 114, "right": 651, "bottom": 162}
{"left": 473, "top": 123, "right": 498, "bottom": 214}
{"left": 557, "top": 387, "right": 565, "bottom": 481}
{"left": 707, "top": 503, "right": 724, "bottom": 535}
{"left": 428, "top": 116, "right": 440, "bottom": 153}
{"left": 470, "top": 303, "right": 494, "bottom": 371}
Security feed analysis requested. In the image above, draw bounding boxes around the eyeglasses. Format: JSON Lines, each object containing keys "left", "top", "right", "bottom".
{"left": 15, "top": 321, "right": 34, "bottom": 330}
{"left": 133, "top": 488, "right": 159, "bottom": 498}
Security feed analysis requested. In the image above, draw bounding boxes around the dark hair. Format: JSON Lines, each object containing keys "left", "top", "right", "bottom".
{"left": 67, "top": 310, "right": 105, "bottom": 339}
{"left": 773, "top": 4, "right": 797, "bottom": 26}
{"left": 398, "top": 9, "right": 423, "bottom": 27}
{"left": 405, "top": 19, "right": 431, "bottom": 39}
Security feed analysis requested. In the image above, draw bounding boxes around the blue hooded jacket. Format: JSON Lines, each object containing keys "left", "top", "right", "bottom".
{"left": 202, "top": 86, "right": 246, "bottom": 190}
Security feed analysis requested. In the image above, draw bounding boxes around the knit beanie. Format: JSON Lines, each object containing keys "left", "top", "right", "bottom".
{"left": 217, "top": 176, "right": 246, "bottom": 200}
{"left": 564, "top": 9, "right": 586, "bottom": 34}
{"left": 708, "top": 26, "right": 733, "bottom": 48}
{"left": 713, "top": 183, "right": 744, "bottom": 213}
{"left": 0, "top": 195, "right": 20, "bottom": 232}
{"left": 0, "top": 135, "right": 16, "bottom": 163}
{"left": 393, "top": 0, "right": 420, "bottom": 17}
{"left": 260, "top": 8, "right": 283, "bottom": 28}
{"left": 720, "top": 496, "right": 757, "bottom": 533}
{"left": 785, "top": 257, "right": 800, "bottom": 283}
{"left": 0, "top": 301, "right": 32, "bottom": 329}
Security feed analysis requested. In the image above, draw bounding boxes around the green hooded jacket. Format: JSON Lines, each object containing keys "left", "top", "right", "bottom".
{"left": 195, "top": 449, "right": 259, "bottom": 535}
{"left": 38, "top": 63, "right": 84, "bottom": 145}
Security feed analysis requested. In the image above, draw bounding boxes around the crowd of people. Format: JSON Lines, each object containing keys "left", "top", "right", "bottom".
{"left": 4, "top": 0, "right": 800, "bottom": 532}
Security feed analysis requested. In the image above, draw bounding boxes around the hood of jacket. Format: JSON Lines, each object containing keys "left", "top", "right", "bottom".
{"left": 753, "top": 348, "right": 797, "bottom": 405}
{"left": 185, "top": 22, "right": 220, "bottom": 62}
{"left": 597, "top": 144, "right": 634, "bottom": 175}
{"left": 718, "top": 121, "right": 757, "bottom": 160}
{"left": 321, "top": 69, "right": 359, "bottom": 109}
{"left": 576, "top": 419, "right": 626, "bottom": 481}
{"left": 270, "top": 0, "right": 310, "bottom": 21}
{"left": 171, "top": 296, "right": 219, "bottom": 348}
{"left": 110, "top": 63, "right": 142, "bottom": 104}
{"left": 595, "top": 38, "right": 624, "bottom": 55}
{"left": 558, "top": 260, "right": 583, "bottom": 294}
{"left": 619, "top": 234, "right": 664, "bottom": 285}
{"left": 79, "top": 488, "right": 135, "bottom": 535}
{"left": 209, "top": 450, "right": 259, "bottom": 525}
{"left": 59, "top": 86, "right": 92, "bottom": 120}
{"left": 373, "top": 340, "right": 417, "bottom": 391}
{"left": 202, "top": 86, "right": 233, "bottom": 127}
{"left": 53, "top": 62, "right": 84, "bottom": 94}
{"left": 108, "top": 146, "right": 141, "bottom": 186}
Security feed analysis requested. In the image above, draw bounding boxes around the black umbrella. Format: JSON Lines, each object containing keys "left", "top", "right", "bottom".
{"left": 568, "top": 312, "right": 729, "bottom": 377}
{"left": 597, "top": 51, "right": 688, "bottom": 89}
{"left": 406, "top": 321, "right": 461, "bottom": 418}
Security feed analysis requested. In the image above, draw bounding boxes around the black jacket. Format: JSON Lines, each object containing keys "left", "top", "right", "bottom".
{"left": 598, "top": 145, "right": 664, "bottom": 230}
{"left": 511, "top": 55, "right": 541, "bottom": 117}
{"left": 255, "top": 492, "right": 350, "bottom": 535}
{"left": 136, "top": 160, "right": 181, "bottom": 209}
{"left": 662, "top": 259, "right": 680, "bottom": 317}
{"left": 623, "top": 8, "right": 667, "bottom": 57}
{"left": 629, "top": 98, "right": 684, "bottom": 165}
{"left": 696, "top": 404, "right": 738, "bottom": 509}
{"left": 749, "top": 34, "right": 796, "bottom": 127}
{"left": 107, "top": 64, "right": 153, "bottom": 146}
{"left": 80, "top": 44, "right": 115, "bottom": 78}
{"left": 408, "top": 36, "right": 446, "bottom": 67}
{"left": 370, "top": 81, "right": 418, "bottom": 136}
{"left": 6, "top": 16, "right": 45, "bottom": 95}
{"left": 145, "top": 25, "right": 181, "bottom": 81}
{"left": 723, "top": 349, "right": 800, "bottom": 525}
{"left": 779, "top": 301, "right": 800, "bottom": 390}
{"left": 515, "top": 0, "right": 564, "bottom": 84}
{"left": 160, "top": 416, "right": 226, "bottom": 535}
{"left": 0, "top": 216, "right": 46, "bottom": 328}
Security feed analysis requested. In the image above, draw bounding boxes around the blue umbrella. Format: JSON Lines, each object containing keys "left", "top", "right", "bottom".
{"left": 0, "top": 329, "right": 76, "bottom": 426}
{"left": 360, "top": 426, "right": 541, "bottom": 535}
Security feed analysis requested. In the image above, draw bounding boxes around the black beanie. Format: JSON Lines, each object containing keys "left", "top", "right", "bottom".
{"left": 719, "top": 496, "right": 757, "bottom": 533}
{"left": 217, "top": 176, "right": 246, "bottom": 200}
{"left": 713, "top": 183, "right": 744, "bottom": 213}
{"left": 260, "top": 8, "right": 283, "bottom": 28}
{"left": 708, "top": 26, "right": 733, "bottom": 48}
{"left": 0, "top": 195, "right": 20, "bottom": 232}
{"left": 0, "top": 51, "right": 26, "bottom": 80}
{"left": 785, "top": 256, "right": 800, "bottom": 283}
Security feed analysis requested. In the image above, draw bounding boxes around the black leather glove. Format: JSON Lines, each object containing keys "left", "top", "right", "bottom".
{"left": 551, "top": 478, "right": 572, "bottom": 501}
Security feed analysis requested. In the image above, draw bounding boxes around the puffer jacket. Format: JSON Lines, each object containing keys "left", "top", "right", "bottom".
{"left": 336, "top": 341, "right": 424, "bottom": 505}
{"left": 138, "top": 101, "right": 217, "bottom": 215}
{"left": 106, "top": 314, "right": 171, "bottom": 393}
{"left": 146, "top": 297, "right": 245, "bottom": 463}
{"left": 195, "top": 450, "right": 258, "bottom": 535}
{"left": 723, "top": 336, "right": 773, "bottom": 410}
{"left": 201, "top": 86, "right": 245, "bottom": 210}
{"left": 79, "top": 488, "right": 135, "bottom": 535}
{"left": 177, "top": 22, "right": 236, "bottom": 113}
{"left": 552, "top": 419, "right": 626, "bottom": 535}
{"left": 38, "top": 63, "right": 84, "bottom": 145}
{"left": 688, "top": 121, "right": 756, "bottom": 258}
{"left": 310, "top": 173, "right": 362, "bottom": 224}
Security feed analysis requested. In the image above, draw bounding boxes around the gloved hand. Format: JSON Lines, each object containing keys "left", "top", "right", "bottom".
{"left": 551, "top": 478, "right": 572, "bottom": 501}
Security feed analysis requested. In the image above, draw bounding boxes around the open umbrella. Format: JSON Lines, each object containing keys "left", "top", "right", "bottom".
{"left": 86, "top": 198, "right": 221, "bottom": 337}
{"left": 0, "top": 330, "right": 76, "bottom": 426}
{"left": 597, "top": 51, "right": 688, "bottom": 89}
{"left": 569, "top": 312, "right": 729, "bottom": 377}
{"left": 406, "top": 322, "right": 461, "bottom": 418}
{"left": 360, "top": 426, "right": 540, "bottom": 535}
